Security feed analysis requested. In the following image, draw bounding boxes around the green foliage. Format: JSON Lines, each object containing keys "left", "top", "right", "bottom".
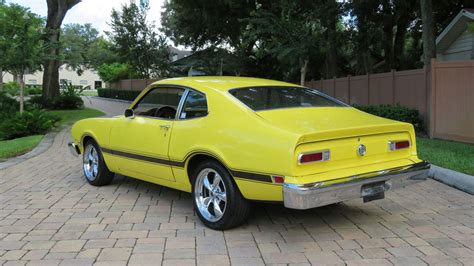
{"left": 97, "top": 63, "right": 130, "bottom": 82}
{"left": 97, "top": 88, "right": 141, "bottom": 101}
{"left": 107, "top": 1, "right": 171, "bottom": 78}
{"left": 0, "top": 3, "right": 44, "bottom": 78}
{"left": 355, "top": 104, "right": 424, "bottom": 133}
{"left": 26, "top": 86, "right": 42, "bottom": 95}
{"left": 0, "top": 91, "right": 18, "bottom": 118}
{"left": 26, "top": 81, "right": 84, "bottom": 110}
{"left": 3, "top": 81, "right": 20, "bottom": 96}
{"left": 0, "top": 110, "right": 59, "bottom": 140}
{"left": 60, "top": 23, "right": 119, "bottom": 74}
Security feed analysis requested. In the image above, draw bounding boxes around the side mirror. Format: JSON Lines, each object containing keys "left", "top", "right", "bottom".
{"left": 124, "top": 109, "right": 134, "bottom": 118}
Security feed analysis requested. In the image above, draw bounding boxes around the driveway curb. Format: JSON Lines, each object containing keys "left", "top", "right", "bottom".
{"left": 429, "top": 165, "right": 474, "bottom": 195}
{"left": 0, "top": 130, "right": 59, "bottom": 170}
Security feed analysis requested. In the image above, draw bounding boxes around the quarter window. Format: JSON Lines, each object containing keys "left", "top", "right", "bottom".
{"left": 180, "top": 90, "right": 208, "bottom": 119}
{"left": 133, "top": 87, "right": 185, "bottom": 119}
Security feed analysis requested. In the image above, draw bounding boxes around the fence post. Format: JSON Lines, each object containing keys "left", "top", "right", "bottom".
{"left": 391, "top": 69, "right": 396, "bottom": 105}
{"left": 366, "top": 72, "right": 370, "bottom": 105}
{"left": 347, "top": 75, "right": 351, "bottom": 104}
{"left": 333, "top": 76, "right": 336, "bottom": 97}
{"left": 429, "top": 59, "right": 436, "bottom": 139}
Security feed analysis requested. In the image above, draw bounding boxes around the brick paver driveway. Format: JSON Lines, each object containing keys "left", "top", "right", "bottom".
{"left": 0, "top": 97, "right": 473, "bottom": 265}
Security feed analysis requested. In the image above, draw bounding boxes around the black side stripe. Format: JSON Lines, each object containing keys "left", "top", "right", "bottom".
{"left": 102, "top": 147, "right": 273, "bottom": 183}
{"left": 230, "top": 170, "right": 273, "bottom": 183}
{"left": 101, "top": 148, "right": 185, "bottom": 168}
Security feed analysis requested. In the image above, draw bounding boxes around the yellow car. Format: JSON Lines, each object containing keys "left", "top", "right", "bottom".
{"left": 69, "top": 77, "right": 430, "bottom": 229}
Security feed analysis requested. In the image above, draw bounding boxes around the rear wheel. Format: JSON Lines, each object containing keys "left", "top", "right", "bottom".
{"left": 192, "top": 160, "right": 251, "bottom": 230}
{"left": 83, "top": 140, "right": 114, "bottom": 186}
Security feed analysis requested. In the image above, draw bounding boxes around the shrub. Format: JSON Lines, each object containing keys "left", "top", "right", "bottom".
{"left": 98, "top": 88, "right": 141, "bottom": 101}
{"left": 354, "top": 104, "right": 424, "bottom": 133}
{"left": 0, "top": 91, "right": 19, "bottom": 119}
{"left": 97, "top": 63, "right": 130, "bottom": 82}
{"left": 26, "top": 86, "right": 42, "bottom": 95}
{"left": 50, "top": 95, "right": 84, "bottom": 110}
{"left": 3, "top": 81, "right": 20, "bottom": 96}
{"left": 0, "top": 110, "right": 59, "bottom": 140}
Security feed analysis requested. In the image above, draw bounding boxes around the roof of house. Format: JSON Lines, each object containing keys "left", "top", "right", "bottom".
{"left": 436, "top": 9, "right": 474, "bottom": 52}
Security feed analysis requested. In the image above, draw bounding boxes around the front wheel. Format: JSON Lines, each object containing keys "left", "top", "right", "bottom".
{"left": 192, "top": 160, "right": 251, "bottom": 230}
{"left": 83, "top": 140, "right": 114, "bottom": 186}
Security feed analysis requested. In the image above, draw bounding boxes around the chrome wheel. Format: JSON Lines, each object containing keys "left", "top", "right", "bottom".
{"left": 194, "top": 168, "right": 227, "bottom": 222}
{"left": 83, "top": 144, "right": 99, "bottom": 181}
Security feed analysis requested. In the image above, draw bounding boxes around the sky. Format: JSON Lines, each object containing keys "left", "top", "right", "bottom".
{"left": 7, "top": 0, "right": 167, "bottom": 34}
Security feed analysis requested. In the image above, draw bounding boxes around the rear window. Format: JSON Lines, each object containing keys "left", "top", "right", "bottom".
{"left": 229, "top": 86, "right": 345, "bottom": 111}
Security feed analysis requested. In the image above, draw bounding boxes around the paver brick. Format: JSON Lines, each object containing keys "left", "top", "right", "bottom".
{"left": 0, "top": 98, "right": 472, "bottom": 264}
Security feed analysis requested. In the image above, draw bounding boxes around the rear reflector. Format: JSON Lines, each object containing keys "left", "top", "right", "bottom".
{"left": 388, "top": 140, "right": 410, "bottom": 151}
{"left": 272, "top": 176, "right": 285, "bottom": 184}
{"left": 298, "top": 150, "right": 330, "bottom": 164}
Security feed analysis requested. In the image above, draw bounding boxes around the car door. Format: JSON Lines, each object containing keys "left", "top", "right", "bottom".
{"left": 109, "top": 86, "right": 186, "bottom": 181}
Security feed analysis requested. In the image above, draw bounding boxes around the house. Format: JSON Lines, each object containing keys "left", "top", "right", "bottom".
{"left": 436, "top": 9, "right": 474, "bottom": 61}
{"left": 3, "top": 65, "right": 104, "bottom": 89}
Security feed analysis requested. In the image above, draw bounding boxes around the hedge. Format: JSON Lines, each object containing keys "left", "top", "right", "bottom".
{"left": 97, "top": 88, "right": 141, "bottom": 101}
{"left": 354, "top": 104, "right": 424, "bottom": 133}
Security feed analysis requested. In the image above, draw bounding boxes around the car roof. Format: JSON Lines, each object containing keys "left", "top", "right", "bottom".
{"left": 152, "top": 76, "right": 300, "bottom": 92}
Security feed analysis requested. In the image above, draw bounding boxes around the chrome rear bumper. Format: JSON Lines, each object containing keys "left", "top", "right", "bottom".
{"left": 68, "top": 142, "right": 81, "bottom": 156}
{"left": 283, "top": 161, "right": 430, "bottom": 209}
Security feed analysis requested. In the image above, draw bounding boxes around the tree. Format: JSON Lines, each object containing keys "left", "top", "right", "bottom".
{"left": 60, "top": 23, "right": 99, "bottom": 74}
{"left": 420, "top": 0, "right": 436, "bottom": 66}
{"left": 60, "top": 24, "right": 119, "bottom": 72}
{"left": 42, "top": 0, "right": 81, "bottom": 101}
{"left": 245, "top": 1, "right": 325, "bottom": 85}
{"left": 107, "top": 1, "right": 170, "bottom": 79}
{"left": 0, "top": 3, "right": 43, "bottom": 111}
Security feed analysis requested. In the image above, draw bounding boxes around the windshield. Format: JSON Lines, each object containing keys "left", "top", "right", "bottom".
{"left": 229, "top": 86, "right": 345, "bottom": 111}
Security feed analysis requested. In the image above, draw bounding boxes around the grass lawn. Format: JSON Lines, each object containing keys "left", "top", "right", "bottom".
{"left": 0, "top": 108, "right": 105, "bottom": 159}
{"left": 417, "top": 137, "right": 474, "bottom": 175}
{"left": 0, "top": 135, "right": 43, "bottom": 159}
{"left": 80, "top": 90, "right": 98, "bottom": 97}
{"left": 47, "top": 107, "right": 105, "bottom": 128}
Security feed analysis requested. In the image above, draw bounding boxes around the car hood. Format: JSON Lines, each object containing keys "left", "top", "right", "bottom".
{"left": 256, "top": 107, "right": 412, "bottom": 143}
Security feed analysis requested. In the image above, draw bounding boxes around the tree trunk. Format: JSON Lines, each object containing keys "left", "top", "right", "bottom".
{"left": 393, "top": 19, "right": 408, "bottom": 69}
{"left": 420, "top": 0, "right": 436, "bottom": 66}
{"left": 42, "top": 0, "right": 81, "bottom": 100}
{"left": 382, "top": 1, "right": 394, "bottom": 71}
{"left": 300, "top": 59, "right": 309, "bottom": 86}
{"left": 325, "top": 0, "right": 338, "bottom": 78}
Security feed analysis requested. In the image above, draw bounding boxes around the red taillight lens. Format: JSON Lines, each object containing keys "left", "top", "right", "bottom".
{"left": 298, "top": 150, "right": 330, "bottom": 164}
{"left": 272, "top": 176, "right": 285, "bottom": 184}
{"left": 388, "top": 140, "right": 410, "bottom": 151}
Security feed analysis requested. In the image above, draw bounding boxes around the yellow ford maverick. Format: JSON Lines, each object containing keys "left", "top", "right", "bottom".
{"left": 69, "top": 77, "right": 430, "bottom": 229}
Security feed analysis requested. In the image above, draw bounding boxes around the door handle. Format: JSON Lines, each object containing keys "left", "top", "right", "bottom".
{"left": 160, "top": 125, "right": 171, "bottom": 130}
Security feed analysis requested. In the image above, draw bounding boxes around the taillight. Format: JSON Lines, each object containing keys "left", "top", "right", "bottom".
{"left": 298, "top": 150, "right": 330, "bottom": 164}
{"left": 388, "top": 140, "right": 410, "bottom": 151}
{"left": 272, "top": 175, "right": 285, "bottom": 184}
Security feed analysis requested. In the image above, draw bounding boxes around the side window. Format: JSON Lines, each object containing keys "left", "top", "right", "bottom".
{"left": 180, "top": 90, "right": 208, "bottom": 119}
{"left": 133, "top": 87, "right": 185, "bottom": 119}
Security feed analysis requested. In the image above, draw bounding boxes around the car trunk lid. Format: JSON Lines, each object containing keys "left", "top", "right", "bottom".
{"left": 256, "top": 107, "right": 416, "bottom": 177}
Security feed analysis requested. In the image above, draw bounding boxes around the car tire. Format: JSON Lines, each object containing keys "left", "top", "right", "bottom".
{"left": 82, "top": 139, "right": 114, "bottom": 186}
{"left": 192, "top": 160, "right": 251, "bottom": 230}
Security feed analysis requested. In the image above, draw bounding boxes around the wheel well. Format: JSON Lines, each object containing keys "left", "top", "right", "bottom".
{"left": 82, "top": 136, "right": 94, "bottom": 148}
{"left": 186, "top": 154, "right": 230, "bottom": 182}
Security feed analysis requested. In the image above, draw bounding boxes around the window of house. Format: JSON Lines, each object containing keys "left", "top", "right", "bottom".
{"left": 133, "top": 87, "right": 185, "bottom": 119}
{"left": 79, "top": 80, "right": 88, "bottom": 85}
{"left": 180, "top": 90, "right": 208, "bottom": 119}
{"left": 28, "top": 79, "right": 37, "bottom": 84}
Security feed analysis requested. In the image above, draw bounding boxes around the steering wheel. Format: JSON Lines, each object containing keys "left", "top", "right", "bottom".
{"left": 155, "top": 106, "right": 177, "bottom": 119}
